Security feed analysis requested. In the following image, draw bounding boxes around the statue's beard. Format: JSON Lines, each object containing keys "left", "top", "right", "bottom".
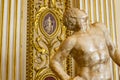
{"left": 80, "top": 23, "right": 87, "bottom": 32}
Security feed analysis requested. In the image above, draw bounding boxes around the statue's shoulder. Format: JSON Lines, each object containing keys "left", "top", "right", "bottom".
{"left": 91, "top": 22, "right": 107, "bottom": 32}
{"left": 92, "top": 22, "right": 106, "bottom": 27}
{"left": 60, "top": 35, "right": 77, "bottom": 50}
{"left": 63, "top": 35, "right": 77, "bottom": 45}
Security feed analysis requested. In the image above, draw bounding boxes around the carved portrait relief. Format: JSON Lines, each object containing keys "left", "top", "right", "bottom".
{"left": 43, "top": 13, "right": 56, "bottom": 35}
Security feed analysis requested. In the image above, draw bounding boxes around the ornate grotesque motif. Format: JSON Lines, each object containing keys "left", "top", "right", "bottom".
{"left": 34, "top": 0, "right": 65, "bottom": 13}
{"left": 50, "top": 8, "right": 120, "bottom": 80}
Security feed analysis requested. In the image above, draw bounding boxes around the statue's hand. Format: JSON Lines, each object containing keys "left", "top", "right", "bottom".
{"left": 69, "top": 76, "right": 85, "bottom": 80}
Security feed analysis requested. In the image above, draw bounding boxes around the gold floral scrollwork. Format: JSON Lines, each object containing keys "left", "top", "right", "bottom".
{"left": 33, "top": 36, "right": 49, "bottom": 71}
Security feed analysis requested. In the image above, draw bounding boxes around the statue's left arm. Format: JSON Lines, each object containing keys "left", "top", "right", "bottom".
{"left": 94, "top": 23, "right": 120, "bottom": 66}
{"left": 106, "top": 34, "right": 120, "bottom": 66}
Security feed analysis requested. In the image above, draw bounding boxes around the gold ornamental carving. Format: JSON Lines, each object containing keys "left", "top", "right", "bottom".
{"left": 34, "top": 6, "right": 65, "bottom": 80}
{"left": 27, "top": 0, "right": 74, "bottom": 80}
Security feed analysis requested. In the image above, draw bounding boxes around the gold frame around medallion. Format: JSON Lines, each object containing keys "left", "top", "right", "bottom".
{"left": 35, "top": 7, "right": 62, "bottom": 39}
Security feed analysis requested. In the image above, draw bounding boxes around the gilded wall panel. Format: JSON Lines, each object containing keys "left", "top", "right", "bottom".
{"left": 27, "top": 0, "right": 74, "bottom": 80}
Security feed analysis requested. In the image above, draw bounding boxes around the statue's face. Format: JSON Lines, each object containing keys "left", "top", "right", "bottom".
{"left": 76, "top": 16, "right": 88, "bottom": 25}
{"left": 66, "top": 16, "right": 88, "bottom": 32}
{"left": 75, "top": 14, "right": 88, "bottom": 31}
{"left": 76, "top": 10, "right": 88, "bottom": 25}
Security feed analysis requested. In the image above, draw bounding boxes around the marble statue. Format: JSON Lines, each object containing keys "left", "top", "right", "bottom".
{"left": 50, "top": 8, "right": 120, "bottom": 80}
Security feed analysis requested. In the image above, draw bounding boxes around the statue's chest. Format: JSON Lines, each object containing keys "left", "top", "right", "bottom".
{"left": 75, "top": 33, "right": 106, "bottom": 52}
{"left": 71, "top": 34, "right": 109, "bottom": 66}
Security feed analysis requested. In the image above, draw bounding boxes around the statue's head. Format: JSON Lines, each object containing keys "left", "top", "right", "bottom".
{"left": 63, "top": 8, "right": 88, "bottom": 31}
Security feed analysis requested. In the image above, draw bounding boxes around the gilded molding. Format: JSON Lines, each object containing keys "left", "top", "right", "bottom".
{"left": 26, "top": 0, "right": 34, "bottom": 80}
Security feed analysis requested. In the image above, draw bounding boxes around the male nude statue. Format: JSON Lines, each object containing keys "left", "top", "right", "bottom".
{"left": 50, "top": 8, "right": 120, "bottom": 80}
